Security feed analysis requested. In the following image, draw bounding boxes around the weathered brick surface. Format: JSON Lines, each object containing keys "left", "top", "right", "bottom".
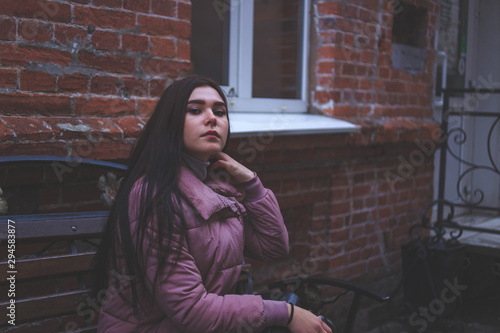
{"left": 312, "top": 0, "right": 438, "bottom": 119}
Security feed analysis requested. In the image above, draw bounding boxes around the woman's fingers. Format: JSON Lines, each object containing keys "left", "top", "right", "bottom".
{"left": 322, "top": 320, "right": 332, "bottom": 333}
{"left": 288, "top": 306, "right": 333, "bottom": 333}
{"left": 208, "top": 152, "right": 254, "bottom": 183}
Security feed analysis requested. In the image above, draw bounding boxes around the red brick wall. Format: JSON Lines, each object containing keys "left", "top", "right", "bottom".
{"left": 312, "top": 0, "right": 438, "bottom": 118}
{"left": 0, "top": 0, "right": 191, "bottom": 156}
{"left": 0, "top": 0, "right": 441, "bottom": 331}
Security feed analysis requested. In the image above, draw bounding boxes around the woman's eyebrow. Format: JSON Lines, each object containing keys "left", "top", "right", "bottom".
{"left": 187, "top": 100, "right": 227, "bottom": 107}
{"left": 187, "top": 99, "right": 205, "bottom": 105}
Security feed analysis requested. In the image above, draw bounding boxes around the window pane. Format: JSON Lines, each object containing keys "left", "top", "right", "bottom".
{"left": 253, "top": 0, "right": 302, "bottom": 99}
{"left": 191, "top": 0, "right": 230, "bottom": 86}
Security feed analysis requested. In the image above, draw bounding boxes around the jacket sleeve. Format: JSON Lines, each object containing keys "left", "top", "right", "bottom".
{"left": 241, "top": 174, "right": 289, "bottom": 261}
{"left": 138, "top": 221, "right": 288, "bottom": 332}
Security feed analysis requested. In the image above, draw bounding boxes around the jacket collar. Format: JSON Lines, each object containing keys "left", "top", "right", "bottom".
{"left": 178, "top": 165, "right": 243, "bottom": 221}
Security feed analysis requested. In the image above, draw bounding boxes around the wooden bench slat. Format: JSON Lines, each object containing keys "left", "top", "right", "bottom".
{"left": 0, "top": 290, "right": 88, "bottom": 325}
{"left": 0, "top": 252, "right": 96, "bottom": 282}
{"left": 0, "top": 216, "right": 106, "bottom": 240}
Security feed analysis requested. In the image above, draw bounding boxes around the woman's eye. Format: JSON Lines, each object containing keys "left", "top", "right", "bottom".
{"left": 215, "top": 110, "right": 227, "bottom": 117}
{"left": 188, "top": 108, "right": 201, "bottom": 114}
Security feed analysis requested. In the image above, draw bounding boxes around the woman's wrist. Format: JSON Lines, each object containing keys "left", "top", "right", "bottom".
{"left": 287, "top": 303, "right": 294, "bottom": 326}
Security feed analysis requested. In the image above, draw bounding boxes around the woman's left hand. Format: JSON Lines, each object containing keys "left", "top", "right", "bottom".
{"left": 208, "top": 152, "right": 254, "bottom": 184}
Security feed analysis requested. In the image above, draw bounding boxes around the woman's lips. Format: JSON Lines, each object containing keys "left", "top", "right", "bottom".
{"left": 202, "top": 131, "right": 220, "bottom": 138}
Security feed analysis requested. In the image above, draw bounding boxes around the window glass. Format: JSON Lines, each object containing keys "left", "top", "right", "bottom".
{"left": 252, "top": 0, "right": 302, "bottom": 99}
{"left": 191, "top": 0, "right": 230, "bottom": 86}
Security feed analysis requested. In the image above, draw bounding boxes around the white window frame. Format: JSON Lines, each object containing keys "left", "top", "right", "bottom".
{"left": 222, "top": 0, "right": 310, "bottom": 113}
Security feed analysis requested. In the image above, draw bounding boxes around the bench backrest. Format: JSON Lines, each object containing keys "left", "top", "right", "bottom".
{"left": 0, "top": 213, "right": 107, "bottom": 332}
{"left": 0, "top": 155, "right": 126, "bottom": 332}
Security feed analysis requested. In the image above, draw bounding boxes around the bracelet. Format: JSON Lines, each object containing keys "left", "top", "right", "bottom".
{"left": 287, "top": 303, "right": 294, "bottom": 325}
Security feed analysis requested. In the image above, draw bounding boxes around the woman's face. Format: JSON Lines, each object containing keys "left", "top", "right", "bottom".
{"left": 183, "top": 86, "right": 229, "bottom": 161}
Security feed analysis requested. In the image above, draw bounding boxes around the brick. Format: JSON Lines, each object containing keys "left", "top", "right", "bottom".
{"left": 177, "top": 39, "right": 190, "bottom": 60}
{"left": 0, "top": 118, "right": 16, "bottom": 141}
{"left": 18, "top": 20, "right": 53, "bottom": 43}
{"left": 122, "top": 34, "right": 149, "bottom": 53}
{"left": 151, "top": 0, "right": 176, "bottom": 17}
{"left": 317, "top": 45, "right": 334, "bottom": 59}
{"left": 344, "top": 261, "right": 366, "bottom": 278}
{"left": 342, "top": 63, "right": 355, "bottom": 76}
{"left": 334, "top": 76, "right": 358, "bottom": 89}
{"left": 74, "top": 97, "right": 136, "bottom": 116}
{"left": 2, "top": 116, "right": 53, "bottom": 141}
{"left": 150, "top": 37, "right": 175, "bottom": 58}
{"left": 0, "top": 44, "right": 72, "bottom": 67}
{"left": 149, "top": 79, "right": 166, "bottom": 97}
{"left": 346, "top": 236, "right": 368, "bottom": 251}
{"left": 319, "top": 17, "right": 337, "bottom": 30}
{"left": 344, "top": 4, "right": 358, "bottom": 19}
{"left": 318, "top": 2, "right": 344, "bottom": 16}
{"left": 112, "top": 117, "right": 145, "bottom": 138}
{"left": 74, "top": 6, "right": 135, "bottom": 30}
{"left": 20, "top": 70, "right": 57, "bottom": 92}
{"left": 178, "top": 2, "right": 191, "bottom": 20}
{"left": 0, "top": 141, "right": 66, "bottom": 156}
{"left": 353, "top": 91, "right": 364, "bottom": 102}
{"left": 140, "top": 58, "right": 191, "bottom": 77}
{"left": 361, "top": 50, "right": 374, "bottom": 63}
{"left": 319, "top": 31, "right": 343, "bottom": 44}
{"left": 378, "top": 66, "right": 390, "bottom": 78}
{"left": 91, "top": 75, "right": 120, "bottom": 95}
{"left": 138, "top": 15, "right": 191, "bottom": 39}
{"left": 122, "top": 77, "right": 148, "bottom": 97}
{"left": 71, "top": 139, "right": 135, "bottom": 160}
{"left": 58, "top": 73, "right": 89, "bottom": 93}
{"left": 0, "top": 93, "right": 71, "bottom": 116}
{"left": 385, "top": 81, "right": 406, "bottom": 92}
{"left": 0, "top": 69, "right": 18, "bottom": 88}
{"left": 54, "top": 24, "right": 88, "bottom": 46}
{"left": 317, "top": 61, "right": 336, "bottom": 75}
{"left": 359, "top": 78, "right": 371, "bottom": 90}
{"left": 332, "top": 104, "right": 355, "bottom": 117}
{"left": 79, "top": 52, "right": 135, "bottom": 74}
{"left": 314, "top": 91, "right": 331, "bottom": 104}
{"left": 92, "top": 30, "right": 120, "bottom": 51}
{"left": 124, "top": 0, "right": 149, "bottom": 13}
{"left": 357, "top": 64, "right": 370, "bottom": 76}
{"left": 0, "top": 0, "right": 71, "bottom": 23}
{"left": 0, "top": 18, "right": 16, "bottom": 41}
{"left": 93, "top": 0, "right": 123, "bottom": 8}
{"left": 42, "top": 116, "right": 123, "bottom": 141}
{"left": 344, "top": 33, "right": 355, "bottom": 47}
{"left": 329, "top": 254, "right": 349, "bottom": 270}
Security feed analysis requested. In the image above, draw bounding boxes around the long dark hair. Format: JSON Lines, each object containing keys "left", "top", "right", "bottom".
{"left": 90, "top": 76, "right": 230, "bottom": 313}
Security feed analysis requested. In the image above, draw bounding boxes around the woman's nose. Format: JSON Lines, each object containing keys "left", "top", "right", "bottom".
{"left": 205, "top": 110, "right": 217, "bottom": 125}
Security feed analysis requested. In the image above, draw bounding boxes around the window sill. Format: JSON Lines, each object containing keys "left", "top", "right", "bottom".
{"left": 229, "top": 112, "right": 359, "bottom": 138}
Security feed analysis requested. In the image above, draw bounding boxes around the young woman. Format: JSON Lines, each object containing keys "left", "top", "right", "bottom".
{"left": 91, "top": 76, "right": 332, "bottom": 333}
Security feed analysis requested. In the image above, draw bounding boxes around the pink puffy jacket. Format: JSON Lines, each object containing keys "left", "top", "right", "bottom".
{"left": 97, "top": 165, "right": 290, "bottom": 332}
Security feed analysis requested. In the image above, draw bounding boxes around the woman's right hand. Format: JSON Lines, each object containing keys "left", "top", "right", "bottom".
{"left": 287, "top": 304, "right": 332, "bottom": 333}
